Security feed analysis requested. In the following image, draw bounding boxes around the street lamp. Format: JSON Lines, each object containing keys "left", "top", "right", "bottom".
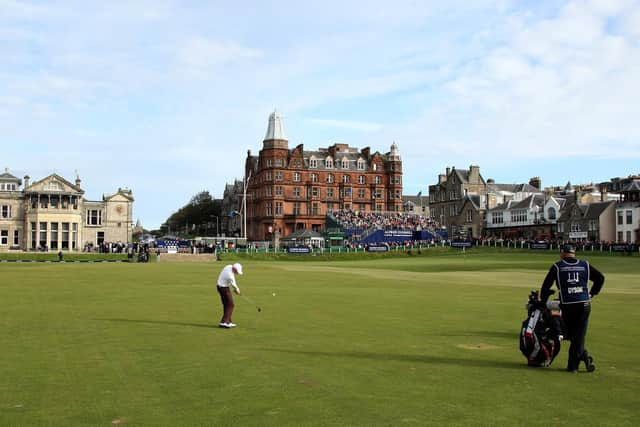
{"left": 242, "top": 170, "right": 252, "bottom": 240}
{"left": 210, "top": 215, "right": 219, "bottom": 237}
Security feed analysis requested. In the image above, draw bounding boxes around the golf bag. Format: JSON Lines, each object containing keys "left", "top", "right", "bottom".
{"left": 520, "top": 290, "right": 565, "bottom": 367}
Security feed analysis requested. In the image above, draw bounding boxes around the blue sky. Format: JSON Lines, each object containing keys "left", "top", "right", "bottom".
{"left": 2, "top": 0, "right": 639, "bottom": 229}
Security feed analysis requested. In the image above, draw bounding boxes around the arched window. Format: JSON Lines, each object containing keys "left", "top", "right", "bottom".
{"left": 547, "top": 207, "right": 556, "bottom": 220}
{"left": 341, "top": 158, "right": 349, "bottom": 169}
{"left": 357, "top": 158, "right": 365, "bottom": 170}
{"left": 325, "top": 157, "right": 333, "bottom": 169}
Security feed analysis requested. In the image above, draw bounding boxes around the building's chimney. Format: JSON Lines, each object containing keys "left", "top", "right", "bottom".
{"left": 24, "top": 175, "right": 30, "bottom": 188}
{"left": 469, "top": 165, "right": 480, "bottom": 183}
{"left": 529, "top": 176, "right": 541, "bottom": 190}
{"left": 446, "top": 167, "right": 451, "bottom": 176}
{"left": 75, "top": 174, "right": 81, "bottom": 187}
{"left": 600, "top": 184, "right": 607, "bottom": 202}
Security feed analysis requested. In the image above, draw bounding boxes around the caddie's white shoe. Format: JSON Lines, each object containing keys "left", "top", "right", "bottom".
{"left": 219, "top": 322, "right": 230, "bottom": 328}
{"left": 227, "top": 322, "right": 237, "bottom": 328}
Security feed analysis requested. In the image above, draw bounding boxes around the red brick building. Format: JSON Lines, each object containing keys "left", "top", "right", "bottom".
{"left": 244, "top": 111, "right": 403, "bottom": 241}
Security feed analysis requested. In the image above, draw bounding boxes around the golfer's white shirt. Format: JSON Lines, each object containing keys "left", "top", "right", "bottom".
{"left": 217, "top": 265, "right": 239, "bottom": 293}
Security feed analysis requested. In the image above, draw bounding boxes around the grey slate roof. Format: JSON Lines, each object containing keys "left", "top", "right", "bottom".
{"left": 621, "top": 180, "right": 640, "bottom": 193}
{"left": 487, "top": 183, "right": 539, "bottom": 193}
{"left": 583, "top": 201, "right": 615, "bottom": 219}
{"left": 0, "top": 172, "right": 20, "bottom": 182}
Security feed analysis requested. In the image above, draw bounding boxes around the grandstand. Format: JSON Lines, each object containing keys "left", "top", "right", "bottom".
{"left": 326, "top": 210, "right": 447, "bottom": 244}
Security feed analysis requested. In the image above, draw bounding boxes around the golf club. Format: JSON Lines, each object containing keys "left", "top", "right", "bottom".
{"left": 240, "top": 294, "right": 262, "bottom": 312}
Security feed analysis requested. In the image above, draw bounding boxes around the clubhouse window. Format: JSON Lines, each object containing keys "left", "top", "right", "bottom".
{"left": 0, "top": 230, "right": 7, "bottom": 245}
{"left": 87, "top": 209, "right": 102, "bottom": 225}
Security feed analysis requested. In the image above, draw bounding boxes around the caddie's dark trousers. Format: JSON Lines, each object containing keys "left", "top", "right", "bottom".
{"left": 217, "top": 286, "right": 235, "bottom": 323}
{"left": 562, "top": 302, "right": 591, "bottom": 371}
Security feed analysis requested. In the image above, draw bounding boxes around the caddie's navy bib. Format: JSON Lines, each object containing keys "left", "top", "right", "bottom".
{"left": 554, "top": 259, "right": 590, "bottom": 304}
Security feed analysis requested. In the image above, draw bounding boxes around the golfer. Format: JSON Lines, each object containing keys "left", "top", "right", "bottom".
{"left": 540, "top": 244, "right": 605, "bottom": 373}
{"left": 217, "top": 263, "right": 243, "bottom": 328}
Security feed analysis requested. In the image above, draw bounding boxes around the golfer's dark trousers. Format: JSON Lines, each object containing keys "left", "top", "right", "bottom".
{"left": 562, "top": 302, "right": 591, "bottom": 371}
{"left": 217, "top": 286, "right": 234, "bottom": 323}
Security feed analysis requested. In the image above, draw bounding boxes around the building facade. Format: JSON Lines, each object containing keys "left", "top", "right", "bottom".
{"left": 0, "top": 170, "right": 134, "bottom": 251}
{"left": 220, "top": 180, "right": 243, "bottom": 236}
{"left": 428, "top": 166, "right": 486, "bottom": 232}
{"left": 555, "top": 198, "right": 615, "bottom": 242}
{"left": 244, "top": 111, "right": 403, "bottom": 241}
{"left": 615, "top": 180, "right": 640, "bottom": 243}
{"left": 428, "top": 165, "right": 541, "bottom": 238}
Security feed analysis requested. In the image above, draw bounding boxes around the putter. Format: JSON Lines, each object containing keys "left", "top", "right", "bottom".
{"left": 240, "top": 294, "right": 262, "bottom": 312}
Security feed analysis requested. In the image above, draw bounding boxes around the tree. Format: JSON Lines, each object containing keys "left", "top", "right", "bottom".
{"left": 159, "top": 191, "right": 222, "bottom": 237}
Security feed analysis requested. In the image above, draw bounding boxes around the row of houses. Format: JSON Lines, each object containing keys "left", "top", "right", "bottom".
{"left": 423, "top": 165, "right": 639, "bottom": 243}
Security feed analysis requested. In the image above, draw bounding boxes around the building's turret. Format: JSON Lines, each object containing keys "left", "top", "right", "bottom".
{"left": 263, "top": 110, "right": 288, "bottom": 149}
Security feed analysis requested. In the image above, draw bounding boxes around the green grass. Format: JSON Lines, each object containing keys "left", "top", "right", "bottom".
{"left": 1, "top": 250, "right": 638, "bottom": 426}
{"left": 0, "top": 253, "right": 129, "bottom": 261}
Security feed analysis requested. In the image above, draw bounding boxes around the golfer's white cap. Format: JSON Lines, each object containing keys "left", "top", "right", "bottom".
{"left": 232, "top": 263, "right": 243, "bottom": 275}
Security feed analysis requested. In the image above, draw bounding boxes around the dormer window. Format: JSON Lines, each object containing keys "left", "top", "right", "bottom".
{"left": 341, "top": 158, "right": 349, "bottom": 169}
{"left": 309, "top": 158, "right": 318, "bottom": 168}
{"left": 325, "top": 158, "right": 333, "bottom": 169}
{"left": 357, "top": 159, "right": 365, "bottom": 170}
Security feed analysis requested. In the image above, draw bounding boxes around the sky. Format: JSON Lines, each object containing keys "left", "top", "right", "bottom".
{"left": 2, "top": 0, "right": 639, "bottom": 230}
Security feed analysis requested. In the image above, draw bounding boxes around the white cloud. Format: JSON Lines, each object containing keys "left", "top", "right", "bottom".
{"left": 306, "top": 118, "right": 382, "bottom": 132}
{"left": 177, "top": 37, "right": 263, "bottom": 69}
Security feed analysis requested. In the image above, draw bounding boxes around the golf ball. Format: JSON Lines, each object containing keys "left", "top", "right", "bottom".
{"left": 272, "top": 293, "right": 276, "bottom": 296}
